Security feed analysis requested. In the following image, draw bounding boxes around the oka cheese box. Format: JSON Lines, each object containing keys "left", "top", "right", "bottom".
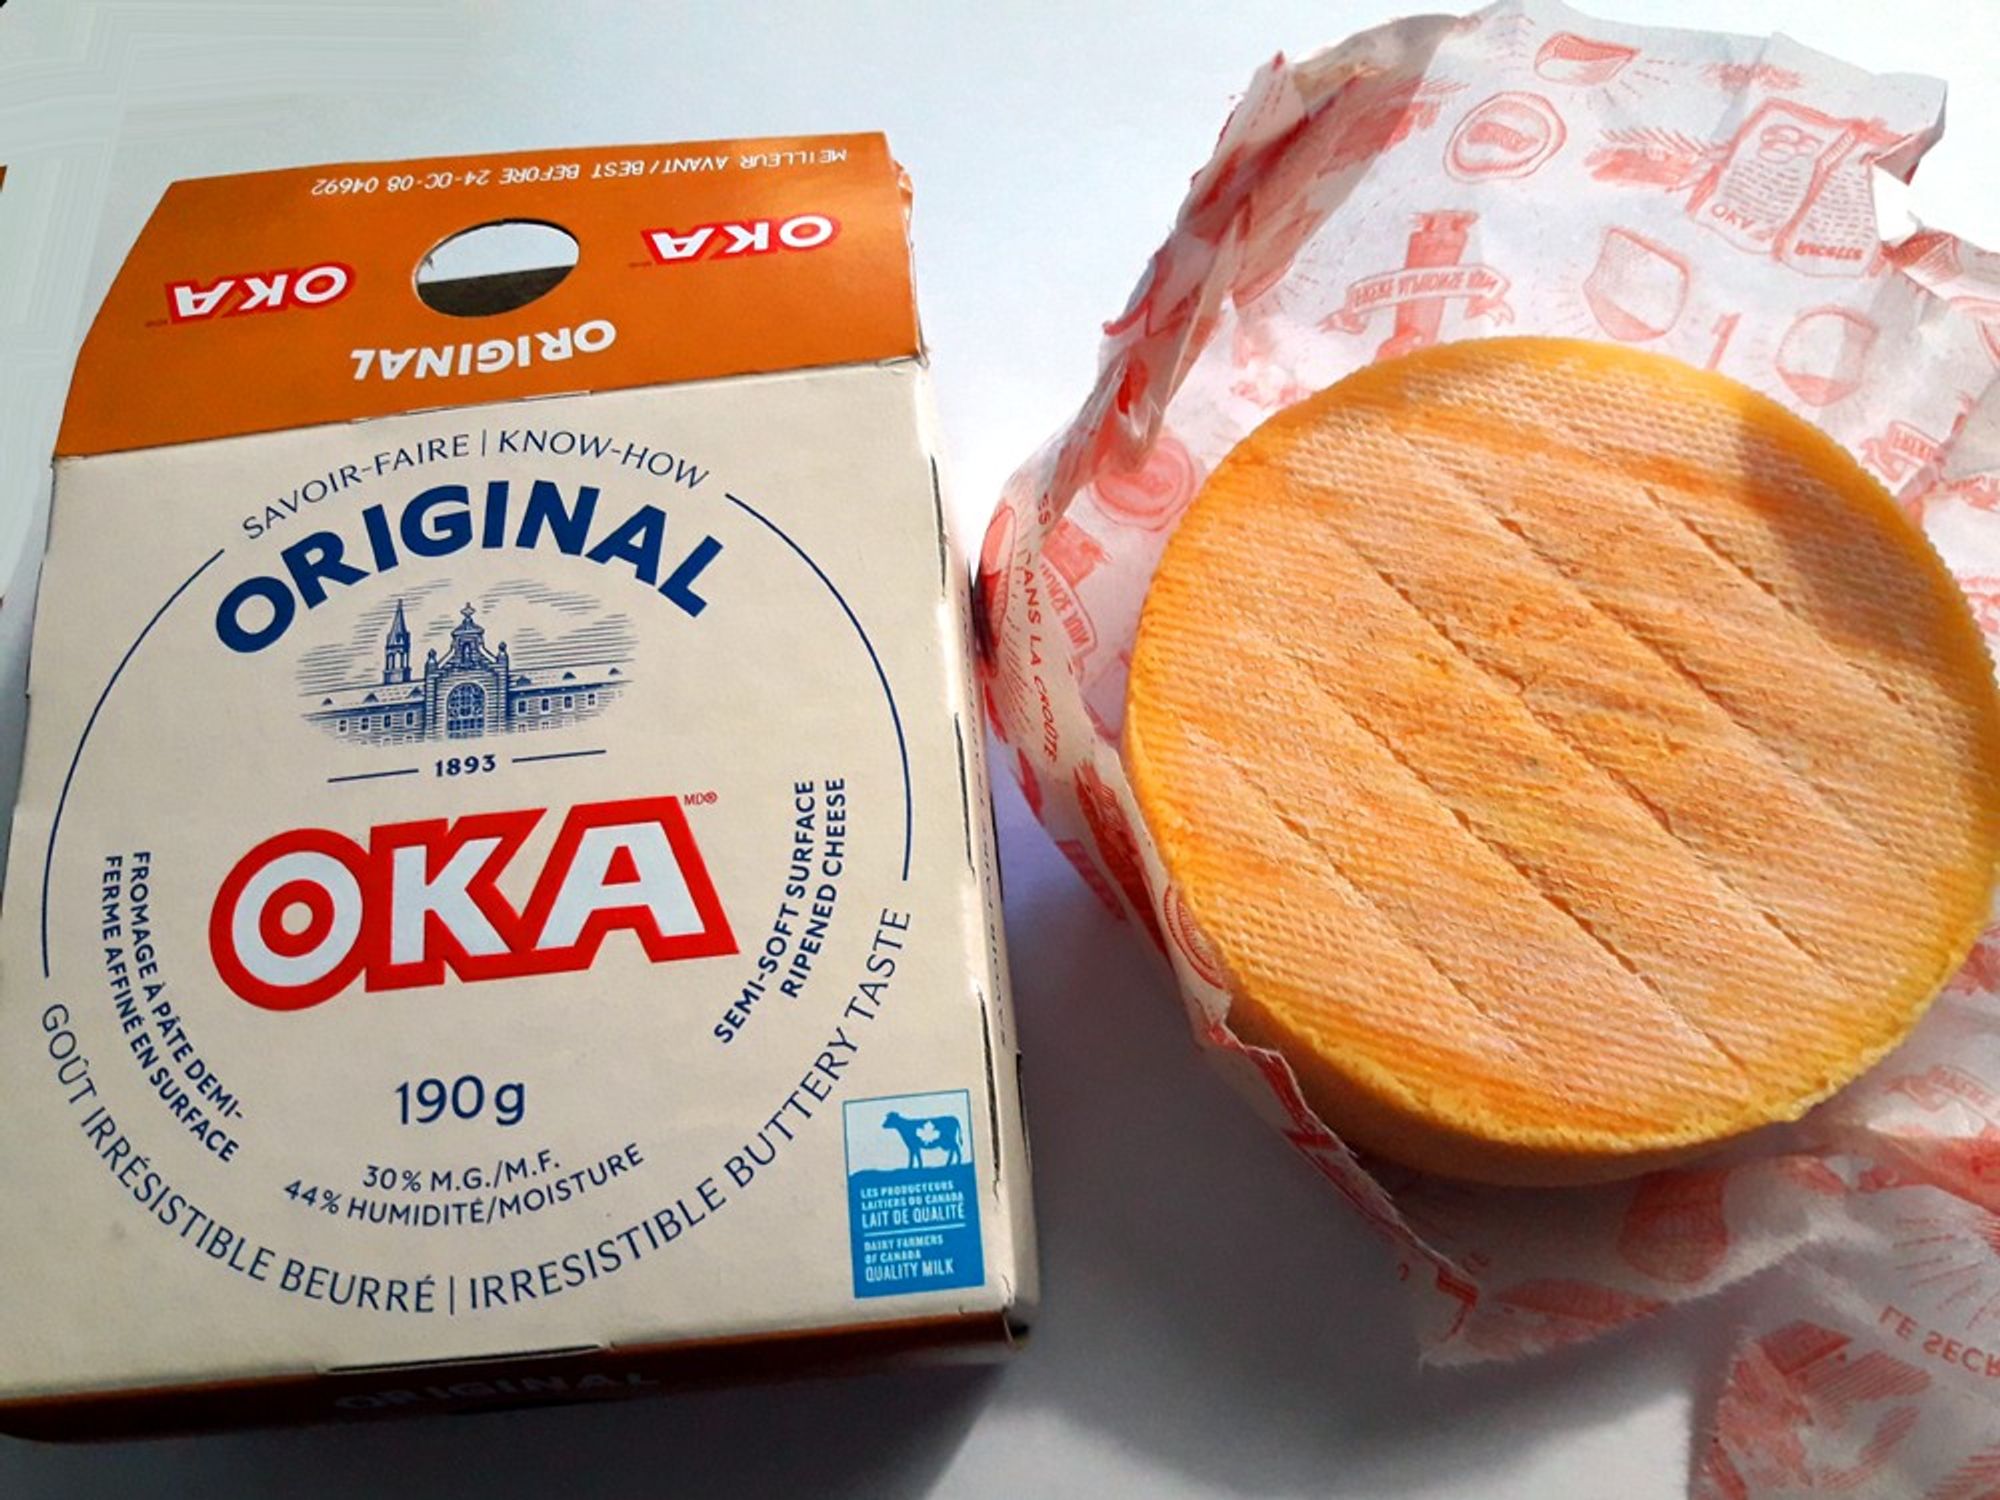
{"left": 0, "top": 134, "right": 1035, "bottom": 1438}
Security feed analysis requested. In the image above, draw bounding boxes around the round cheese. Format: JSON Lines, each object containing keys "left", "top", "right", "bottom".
{"left": 1125, "top": 337, "right": 2000, "bottom": 1186}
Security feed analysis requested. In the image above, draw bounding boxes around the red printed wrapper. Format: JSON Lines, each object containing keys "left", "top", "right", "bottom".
{"left": 977, "top": 1, "right": 2000, "bottom": 1490}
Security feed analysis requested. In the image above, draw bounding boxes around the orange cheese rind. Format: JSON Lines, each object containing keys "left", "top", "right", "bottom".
{"left": 1126, "top": 336, "right": 2000, "bottom": 1187}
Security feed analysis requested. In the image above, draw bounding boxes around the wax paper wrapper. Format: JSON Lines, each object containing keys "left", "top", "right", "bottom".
{"left": 976, "top": 1, "right": 2000, "bottom": 1491}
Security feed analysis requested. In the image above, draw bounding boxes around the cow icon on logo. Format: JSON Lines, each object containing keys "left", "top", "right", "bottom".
{"left": 845, "top": 1090, "right": 985, "bottom": 1298}
{"left": 882, "top": 1110, "right": 964, "bottom": 1168}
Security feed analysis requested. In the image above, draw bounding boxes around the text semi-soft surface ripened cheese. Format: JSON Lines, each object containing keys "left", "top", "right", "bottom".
{"left": 1125, "top": 337, "right": 2000, "bottom": 1186}
{"left": 0, "top": 139, "right": 1035, "bottom": 1436}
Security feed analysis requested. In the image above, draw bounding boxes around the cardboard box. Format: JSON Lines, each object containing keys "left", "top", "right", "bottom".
{"left": 0, "top": 134, "right": 1035, "bottom": 1438}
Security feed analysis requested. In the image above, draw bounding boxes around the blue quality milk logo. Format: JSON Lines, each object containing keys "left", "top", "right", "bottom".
{"left": 843, "top": 1090, "right": 983, "bottom": 1299}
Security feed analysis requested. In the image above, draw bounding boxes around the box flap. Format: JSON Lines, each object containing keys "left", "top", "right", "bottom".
{"left": 57, "top": 135, "right": 919, "bottom": 458}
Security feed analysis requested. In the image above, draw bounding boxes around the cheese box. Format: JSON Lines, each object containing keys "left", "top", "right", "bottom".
{"left": 0, "top": 134, "right": 1035, "bottom": 1438}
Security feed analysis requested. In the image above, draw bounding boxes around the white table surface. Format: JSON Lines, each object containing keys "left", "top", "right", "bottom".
{"left": 0, "top": 2, "right": 1995, "bottom": 1495}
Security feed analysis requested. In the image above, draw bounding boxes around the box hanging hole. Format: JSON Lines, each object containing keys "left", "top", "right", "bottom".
{"left": 415, "top": 220, "right": 579, "bottom": 317}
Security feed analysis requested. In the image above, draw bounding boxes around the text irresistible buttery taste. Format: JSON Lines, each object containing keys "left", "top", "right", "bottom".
{"left": 0, "top": 135, "right": 1035, "bottom": 1437}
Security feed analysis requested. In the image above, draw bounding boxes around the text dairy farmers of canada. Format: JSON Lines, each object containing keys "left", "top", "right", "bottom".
{"left": 0, "top": 138, "right": 1035, "bottom": 1431}
{"left": 214, "top": 476, "right": 723, "bottom": 653}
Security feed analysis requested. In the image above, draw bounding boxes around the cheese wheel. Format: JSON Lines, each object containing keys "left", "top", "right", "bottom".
{"left": 1125, "top": 337, "right": 2000, "bottom": 1186}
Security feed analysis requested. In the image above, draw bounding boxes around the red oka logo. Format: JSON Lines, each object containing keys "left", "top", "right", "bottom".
{"left": 165, "top": 262, "right": 354, "bottom": 323}
{"left": 209, "top": 795, "right": 735, "bottom": 1011}
{"left": 641, "top": 214, "right": 839, "bottom": 264}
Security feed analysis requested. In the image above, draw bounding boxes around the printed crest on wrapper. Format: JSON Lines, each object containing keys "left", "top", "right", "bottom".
{"left": 977, "top": 0, "right": 2000, "bottom": 1489}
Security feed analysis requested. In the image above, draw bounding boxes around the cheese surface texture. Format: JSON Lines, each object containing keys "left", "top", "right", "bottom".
{"left": 1125, "top": 337, "right": 2000, "bottom": 1186}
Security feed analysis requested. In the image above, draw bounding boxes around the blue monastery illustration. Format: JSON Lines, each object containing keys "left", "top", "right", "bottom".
{"left": 305, "top": 599, "right": 628, "bottom": 745}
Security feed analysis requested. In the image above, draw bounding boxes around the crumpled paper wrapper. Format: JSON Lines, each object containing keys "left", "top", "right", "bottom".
{"left": 975, "top": 1, "right": 2000, "bottom": 1491}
